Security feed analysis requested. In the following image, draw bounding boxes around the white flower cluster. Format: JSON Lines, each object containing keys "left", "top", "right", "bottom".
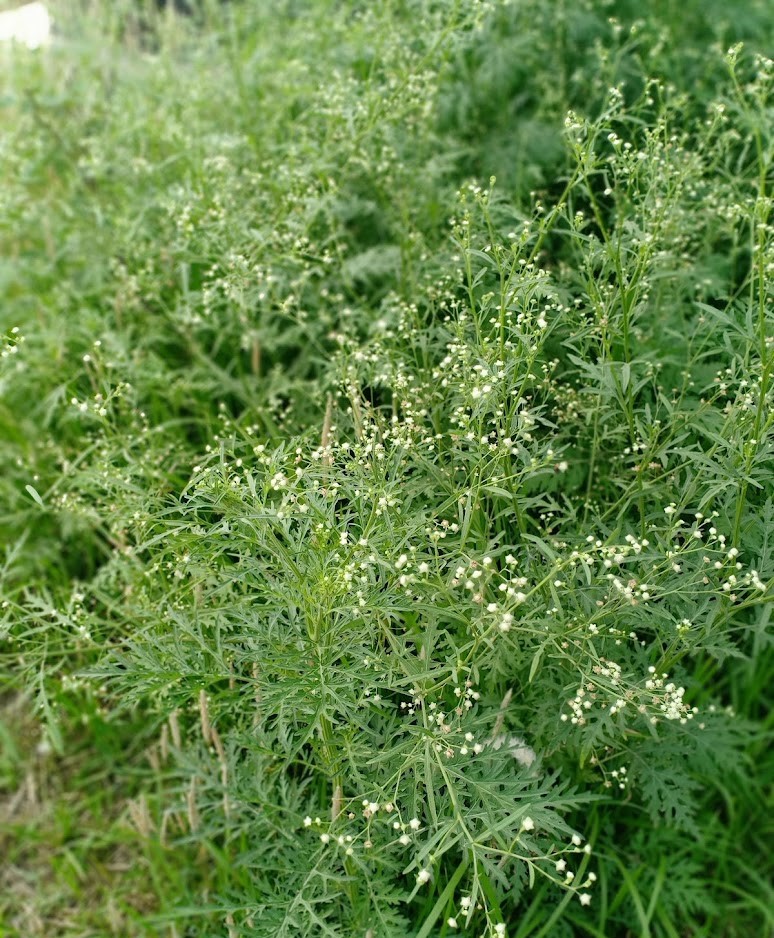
{"left": 1, "top": 326, "right": 23, "bottom": 359}
{"left": 562, "top": 658, "right": 700, "bottom": 729}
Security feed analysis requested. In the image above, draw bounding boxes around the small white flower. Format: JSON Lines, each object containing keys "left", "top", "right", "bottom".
{"left": 417, "top": 869, "right": 431, "bottom": 884}
{"left": 409, "top": 817, "right": 421, "bottom": 830}
{"left": 447, "top": 917, "right": 458, "bottom": 928}
{"left": 520, "top": 816, "right": 535, "bottom": 831}
{"left": 579, "top": 893, "right": 592, "bottom": 906}
{"left": 303, "top": 816, "right": 312, "bottom": 827}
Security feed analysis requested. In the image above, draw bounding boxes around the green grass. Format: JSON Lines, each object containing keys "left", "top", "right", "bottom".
{"left": 1, "top": 1, "right": 773, "bottom": 935}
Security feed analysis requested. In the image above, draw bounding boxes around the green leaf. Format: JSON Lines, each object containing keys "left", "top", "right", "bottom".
{"left": 25, "top": 484, "right": 44, "bottom": 507}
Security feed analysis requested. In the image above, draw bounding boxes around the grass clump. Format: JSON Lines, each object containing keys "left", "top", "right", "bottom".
{"left": 1, "top": 1, "right": 773, "bottom": 936}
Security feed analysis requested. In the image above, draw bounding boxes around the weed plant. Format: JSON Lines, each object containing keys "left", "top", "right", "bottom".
{"left": 1, "top": 1, "right": 772, "bottom": 936}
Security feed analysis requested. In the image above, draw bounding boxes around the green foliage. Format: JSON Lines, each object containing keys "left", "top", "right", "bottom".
{"left": 1, "top": 1, "right": 773, "bottom": 936}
